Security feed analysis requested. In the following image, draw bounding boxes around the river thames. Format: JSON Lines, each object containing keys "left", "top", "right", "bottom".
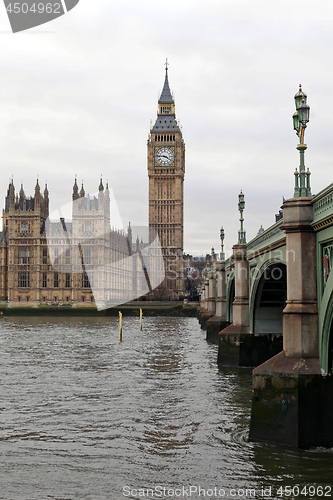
{"left": 0, "top": 316, "right": 332, "bottom": 500}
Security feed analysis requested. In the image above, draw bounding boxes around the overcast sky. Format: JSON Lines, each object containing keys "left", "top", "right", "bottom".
{"left": 0, "top": 0, "right": 332, "bottom": 256}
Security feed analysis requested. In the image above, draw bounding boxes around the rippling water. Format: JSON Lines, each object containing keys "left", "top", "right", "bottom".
{"left": 0, "top": 316, "right": 333, "bottom": 500}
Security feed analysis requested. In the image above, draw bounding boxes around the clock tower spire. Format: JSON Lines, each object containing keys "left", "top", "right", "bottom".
{"left": 157, "top": 58, "right": 175, "bottom": 116}
{"left": 148, "top": 61, "right": 185, "bottom": 296}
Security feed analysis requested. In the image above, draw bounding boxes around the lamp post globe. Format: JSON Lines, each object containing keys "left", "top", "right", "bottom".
{"left": 298, "top": 99, "right": 310, "bottom": 126}
{"left": 238, "top": 190, "right": 245, "bottom": 212}
{"left": 294, "top": 84, "right": 307, "bottom": 109}
{"left": 293, "top": 111, "right": 299, "bottom": 134}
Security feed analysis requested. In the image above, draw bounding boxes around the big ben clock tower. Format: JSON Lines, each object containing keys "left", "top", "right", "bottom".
{"left": 148, "top": 60, "right": 185, "bottom": 295}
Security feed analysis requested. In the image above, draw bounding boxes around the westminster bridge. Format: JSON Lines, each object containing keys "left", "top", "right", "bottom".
{"left": 201, "top": 182, "right": 333, "bottom": 373}
{"left": 198, "top": 182, "right": 333, "bottom": 450}
{"left": 198, "top": 86, "right": 333, "bottom": 449}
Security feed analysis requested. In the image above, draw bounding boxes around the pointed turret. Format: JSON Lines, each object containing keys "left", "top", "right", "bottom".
{"left": 5, "top": 180, "right": 15, "bottom": 213}
{"left": 158, "top": 59, "right": 173, "bottom": 105}
{"left": 18, "top": 183, "right": 26, "bottom": 211}
{"left": 34, "top": 179, "right": 41, "bottom": 210}
{"left": 73, "top": 178, "right": 79, "bottom": 201}
{"left": 103, "top": 180, "right": 110, "bottom": 219}
{"left": 151, "top": 59, "right": 180, "bottom": 133}
{"left": 98, "top": 177, "right": 104, "bottom": 208}
{"left": 80, "top": 183, "right": 85, "bottom": 198}
{"left": 43, "top": 183, "right": 49, "bottom": 218}
{"left": 9, "top": 179, "right": 14, "bottom": 195}
{"left": 127, "top": 221, "right": 132, "bottom": 254}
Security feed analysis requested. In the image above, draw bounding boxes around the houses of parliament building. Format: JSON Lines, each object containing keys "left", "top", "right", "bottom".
{"left": 0, "top": 178, "right": 143, "bottom": 308}
{"left": 0, "top": 63, "right": 185, "bottom": 307}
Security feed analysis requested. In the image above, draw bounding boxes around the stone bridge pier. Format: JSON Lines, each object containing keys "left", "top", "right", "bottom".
{"left": 217, "top": 244, "right": 250, "bottom": 363}
{"left": 217, "top": 239, "right": 283, "bottom": 367}
{"left": 197, "top": 281, "right": 207, "bottom": 319}
{"left": 197, "top": 275, "right": 214, "bottom": 328}
{"left": 206, "top": 261, "right": 229, "bottom": 342}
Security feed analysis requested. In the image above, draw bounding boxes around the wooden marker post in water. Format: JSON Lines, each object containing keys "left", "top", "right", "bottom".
{"left": 119, "top": 311, "right": 123, "bottom": 341}
{"left": 140, "top": 309, "right": 143, "bottom": 331}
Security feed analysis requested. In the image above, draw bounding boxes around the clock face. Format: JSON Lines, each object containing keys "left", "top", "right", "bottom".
{"left": 155, "top": 147, "right": 174, "bottom": 166}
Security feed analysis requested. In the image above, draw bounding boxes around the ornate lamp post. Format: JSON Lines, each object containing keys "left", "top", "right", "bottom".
{"left": 220, "top": 226, "right": 225, "bottom": 261}
{"left": 293, "top": 84, "right": 311, "bottom": 197}
{"left": 211, "top": 247, "right": 215, "bottom": 273}
{"left": 238, "top": 190, "right": 246, "bottom": 244}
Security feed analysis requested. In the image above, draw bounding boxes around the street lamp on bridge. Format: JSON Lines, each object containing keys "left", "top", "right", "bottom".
{"left": 238, "top": 190, "right": 246, "bottom": 244}
{"left": 293, "top": 84, "right": 311, "bottom": 197}
{"left": 211, "top": 247, "right": 215, "bottom": 273}
{"left": 220, "top": 226, "right": 225, "bottom": 261}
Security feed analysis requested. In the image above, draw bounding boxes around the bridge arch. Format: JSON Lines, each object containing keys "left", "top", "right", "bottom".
{"left": 226, "top": 271, "right": 235, "bottom": 323}
{"left": 321, "top": 277, "right": 333, "bottom": 374}
{"left": 249, "top": 259, "right": 287, "bottom": 334}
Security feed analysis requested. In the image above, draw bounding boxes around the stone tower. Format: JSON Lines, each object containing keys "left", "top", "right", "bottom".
{"left": 70, "top": 178, "right": 111, "bottom": 305}
{"left": 2, "top": 179, "right": 49, "bottom": 305}
{"left": 147, "top": 61, "right": 185, "bottom": 294}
